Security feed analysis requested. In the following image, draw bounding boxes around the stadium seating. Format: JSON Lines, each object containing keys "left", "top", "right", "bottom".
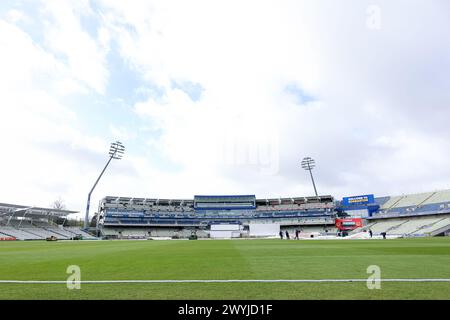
{"left": 64, "top": 227, "right": 97, "bottom": 239}
{"left": 98, "top": 195, "right": 337, "bottom": 238}
{"left": 0, "top": 225, "right": 96, "bottom": 240}
{"left": 411, "top": 217, "right": 450, "bottom": 236}
{"left": 97, "top": 190, "right": 450, "bottom": 239}
{"left": 380, "top": 195, "right": 405, "bottom": 210}
{"left": 422, "top": 189, "right": 450, "bottom": 205}
{"left": 45, "top": 227, "right": 78, "bottom": 239}
{"left": 366, "top": 220, "right": 405, "bottom": 234}
{"left": 394, "top": 192, "right": 435, "bottom": 208}
{"left": 0, "top": 203, "right": 87, "bottom": 240}
{"left": 388, "top": 219, "right": 431, "bottom": 235}
{"left": 364, "top": 215, "right": 450, "bottom": 236}
{"left": 0, "top": 227, "right": 42, "bottom": 240}
{"left": 374, "top": 196, "right": 390, "bottom": 206}
{"left": 377, "top": 189, "right": 450, "bottom": 214}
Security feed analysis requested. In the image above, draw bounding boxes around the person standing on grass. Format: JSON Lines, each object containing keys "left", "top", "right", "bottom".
{"left": 369, "top": 229, "right": 373, "bottom": 238}
{"left": 295, "top": 229, "right": 299, "bottom": 240}
{"left": 279, "top": 230, "right": 283, "bottom": 239}
{"left": 285, "top": 230, "right": 290, "bottom": 240}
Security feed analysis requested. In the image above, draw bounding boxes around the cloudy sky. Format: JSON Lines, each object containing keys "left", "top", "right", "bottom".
{"left": 1, "top": 0, "right": 449, "bottom": 218}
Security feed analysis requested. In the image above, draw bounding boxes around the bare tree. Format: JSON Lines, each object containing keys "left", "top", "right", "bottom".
{"left": 51, "top": 197, "right": 66, "bottom": 210}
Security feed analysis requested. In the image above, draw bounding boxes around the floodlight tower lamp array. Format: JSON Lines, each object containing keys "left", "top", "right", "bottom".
{"left": 301, "top": 157, "right": 318, "bottom": 197}
{"left": 84, "top": 141, "right": 125, "bottom": 230}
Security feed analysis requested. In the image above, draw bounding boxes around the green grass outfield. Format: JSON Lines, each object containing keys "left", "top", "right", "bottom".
{"left": 0, "top": 238, "right": 449, "bottom": 299}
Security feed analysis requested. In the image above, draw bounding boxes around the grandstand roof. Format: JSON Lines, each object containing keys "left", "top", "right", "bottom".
{"left": 194, "top": 195, "right": 256, "bottom": 198}
{"left": 0, "top": 203, "right": 78, "bottom": 218}
{"left": 101, "top": 195, "right": 334, "bottom": 207}
{"left": 103, "top": 195, "right": 333, "bottom": 201}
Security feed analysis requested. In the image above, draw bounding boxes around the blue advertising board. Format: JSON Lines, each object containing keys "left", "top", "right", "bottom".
{"left": 342, "top": 194, "right": 374, "bottom": 206}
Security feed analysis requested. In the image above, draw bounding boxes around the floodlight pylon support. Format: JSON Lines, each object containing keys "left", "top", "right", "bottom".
{"left": 301, "top": 157, "right": 318, "bottom": 197}
{"left": 84, "top": 141, "right": 125, "bottom": 230}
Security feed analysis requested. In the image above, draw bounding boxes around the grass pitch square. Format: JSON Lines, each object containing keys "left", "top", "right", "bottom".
{"left": 0, "top": 238, "right": 449, "bottom": 299}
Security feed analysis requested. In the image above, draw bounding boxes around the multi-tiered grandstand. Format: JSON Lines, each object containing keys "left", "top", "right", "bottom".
{"left": 98, "top": 189, "right": 450, "bottom": 239}
{"left": 2, "top": 188, "right": 450, "bottom": 241}
{"left": 341, "top": 190, "right": 450, "bottom": 238}
{"left": 97, "top": 194, "right": 336, "bottom": 239}
{"left": 0, "top": 203, "right": 94, "bottom": 240}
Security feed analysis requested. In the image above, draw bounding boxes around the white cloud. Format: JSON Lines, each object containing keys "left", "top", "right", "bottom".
{"left": 41, "top": 0, "right": 109, "bottom": 94}
{"left": 6, "top": 9, "right": 29, "bottom": 24}
{"left": 0, "top": 17, "right": 109, "bottom": 213}
{"left": 101, "top": 0, "right": 450, "bottom": 199}
{"left": 1, "top": 0, "right": 450, "bottom": 219}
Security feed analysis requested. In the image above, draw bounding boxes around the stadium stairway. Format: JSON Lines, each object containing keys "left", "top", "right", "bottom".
{"left": 417, "top": 192, "right": 438, "bottom": 207}
{"left": 0, "top": 227, "right": 43, "bottom": 240}
{"left": 22, "top": 227, "right": 62, "bottom": 239}
{"left": 405, "top": 217, "right": 445, "bottom": 236}
{"left": 43, "top": 227, "right": 72, "bottom": 239}
{"left": 383, "top": 195, "right": 405, "bottom": 210}
{"left": 410, "top": 217, "right": 450, "bottom": 236}
{"left": 0, "top": 230, "right": 15, "bottom": 238}
{"left": 349, "top": 222, "right": 378, "bottom": 235}
{"left": 386, "top": 220, "right": 411, "bottom": 235}
{"left": 64, "top": 227, "right": 97, "bottom": 240}
{"left": 0, "top": 225, "right": 99, "bottom": 240}
{"left": 369, "top": 220, "right": 404, "bottom": 234}
{"left": 427, "top": 219, "right": 450, "bottom": 236}
{"left": 385, "top": 220, "right": 410, "bottom": 234}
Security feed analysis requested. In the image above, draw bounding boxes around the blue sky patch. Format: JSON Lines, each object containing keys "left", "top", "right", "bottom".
{"left": 171, "top": 80, "right": 204, "bottom": 102}
{"left": 285, "top": 83, "right": 316, "bottom": 105}
{"left": 79, "top": 3, "right": 101, "bottom": 39}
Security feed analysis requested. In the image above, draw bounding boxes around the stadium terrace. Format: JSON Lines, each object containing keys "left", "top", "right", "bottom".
{"left": 1, "top": 190, "right": 450, "bottom": 241}
{"left": 0, "top": 203, "right": 93, "bottom": 240}
{"left": 94, "top": 190, "right": 450, "bottom": 240}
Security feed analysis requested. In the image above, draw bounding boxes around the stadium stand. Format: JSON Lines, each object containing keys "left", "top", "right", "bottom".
{"left": 0, "top": 226, "right": 41, "bottom": 240}
{"left": 22, "top": 227, "right": 62, "bottom": 239}
{"left": 45, "top": 227, "right": 79, "bottom": 238}
{"left": 4, "top": 189, "right": 444, "bottom": 241}
{"left": 0, "top": 203, "right": 92, "bottom": 240}
{"left": 366, "top": 219, "right": 405, "bottom": 234}
{"left": 413, "top": 217, "right": 450, "bottom": 236}
{"left": 98, "top": 195, "right": 336, "bottom": 238}
{"left": 64, "top": 227, "right": 97, "bottom": 239}
{"left": 99, "top": 190, "right": 450, "bottom": 239}
{"left": 422, "top": 189, "right": 450, "bottom": 205}
{"left": 390, "top": 192, "right": 435, "bottom": 208}
{"left": 360, "top": 215, "right": 450, "bottom": 237}
{"left": 379, "top": 195, "right": 405, "bottom": 210}
{"left": 388, "top": 218, "right": 435, "bottom": 235}
{"left": 344, "top": 189, "right": 450, "bottom": 240}
{"left": 376, "top": 189, "right": 450, "bottom": 215}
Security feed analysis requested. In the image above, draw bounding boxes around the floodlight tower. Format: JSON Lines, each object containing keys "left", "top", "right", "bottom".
{"left": 301, "top": 157, "right": 318, "bottom": 197}
{"left": 84, "top": 141, "right": 125, "bottom": 230}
